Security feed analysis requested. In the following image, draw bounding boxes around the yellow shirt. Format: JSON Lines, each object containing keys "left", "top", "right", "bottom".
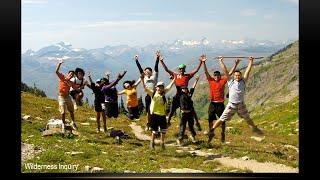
{"left": 120, "top": 88, "right": 138, "bottom": 107}
{"left": 149, "top": 92, "right": 166, "bottom": 116}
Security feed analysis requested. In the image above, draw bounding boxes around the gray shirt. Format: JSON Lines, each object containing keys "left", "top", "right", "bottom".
{"left": 144, "top": 71, "right": 158, "bottom": 90}
{"left": 228, "top": 79, "right": 245, "bottom": 103}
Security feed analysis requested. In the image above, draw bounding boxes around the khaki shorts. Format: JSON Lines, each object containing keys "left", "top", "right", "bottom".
{"left": 219, "top": 102, "right": 252, "bottom": 122}
{"left": 58, "top": 95, "right": 74, "bottom": 114}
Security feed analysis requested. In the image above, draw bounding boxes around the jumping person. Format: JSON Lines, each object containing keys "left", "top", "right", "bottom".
{"left": 69, "top": 67, "right": 90, "bottom": 108}
{"left": 141, "top": 73, "right": 176, "bottom": 150}
{"left": 207, "top": 57, "right": 264, "bottom": 144}
{"left": 134, "top": 52, "right": 159, "bottom": 131}
{"left": 159, "top": 55, "right": 203, "bottom": 126}
{"left": 176, "top": 76, "right": 200, "bottom": 146}
{"left": 101, "top": 71, "right": 127, "bottom": 119}
{"left": 87, "top": 72, "right": 107, "bottom": 133}
{"left": 118, "top": 78, "right": 142, "bottom": 120}
{"left": 202, "top": 55, "right": 240, "bottom": 142}
{"left": 55, "top": 59, "right": 78, "bottom": 132}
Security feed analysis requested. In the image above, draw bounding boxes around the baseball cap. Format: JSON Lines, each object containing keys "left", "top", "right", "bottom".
{"left": 156, "top": 82, "right": 165, "bottom": 87}
{"left": 178, "top": 64, "right": 186, "bottom": 69}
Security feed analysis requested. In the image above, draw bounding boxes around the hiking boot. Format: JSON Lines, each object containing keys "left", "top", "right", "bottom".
{"left": 207, "top": 130, "right": 215, "bottom": 144}
{"left": 190, "top": 135, "right": 196, "bottom": 143}
{"left": 160, "top": 142, "right": 165, "bottom": 150}
{"left": 221, "top": 133, "right": 226, "bottom": 143}
{"left": 176, "top": 139, "right": 183, "bottom": 146}
{"left": 150, "top": 141, "right": 155, "bottom": 150}
{"left": 252, "top": 126, "right": 264, "bottom": 136}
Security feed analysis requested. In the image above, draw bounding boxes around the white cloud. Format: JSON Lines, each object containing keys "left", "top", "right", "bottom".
{"left": 241, "top": 9, "right": 257, "bottom": 16}
{"left": 22, "top": 0, "right": 48, "bottom": 4}
{"left": 283, "top": 0, "right": 299, "bottom": 5}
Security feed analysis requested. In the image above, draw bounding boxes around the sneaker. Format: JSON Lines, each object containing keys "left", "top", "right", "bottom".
{"left": 207, "top": 130, "right": 215, "bottom": 144}
{"left": 176, "top": 139, "right": 183, "bottom": 146}
{"left": 96, "top": 128, "right": 100, "bottom": 133}
{"left": 150, "top": 141, "right": 155, "bottom": 150}
{"left": 203, "top": 130, "right": 208, "bottom": 135}
{"left": 252, "top": 126, "right": 264, "bottom": 136}
{"left": 71, "top": 122, "right": 78, "bottom": 130}
{"left": 160, "top": 142, "right": 165, "bottom": 150}
{"left": 133, "top": 118, "right": 140, "bottom": 121}
{"left": 189, "top": 135, "right": 196, "bottom": 143}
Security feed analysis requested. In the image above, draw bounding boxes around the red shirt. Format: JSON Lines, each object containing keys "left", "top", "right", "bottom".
{"left": 57, "top": 73, "right": 74, "bottom": 97}
{"left": 208, "top": 76, "right": 227, "bottom": 102}
{"left": 173, "top": 72, "right": 193, "bottom": 87}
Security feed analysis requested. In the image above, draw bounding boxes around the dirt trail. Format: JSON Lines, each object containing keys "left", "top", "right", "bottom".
{"left": 129, "top": 122, "right": 298, "bottom": 173}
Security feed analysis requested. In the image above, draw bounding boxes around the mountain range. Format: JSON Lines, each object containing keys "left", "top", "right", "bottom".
{"left": 21, "top": 38, "right": 295, "bottom": 104}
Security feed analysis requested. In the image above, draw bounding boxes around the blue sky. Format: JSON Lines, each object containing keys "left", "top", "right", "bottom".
{"left": 22, "top": 0, "right": 298, "bottom": 52}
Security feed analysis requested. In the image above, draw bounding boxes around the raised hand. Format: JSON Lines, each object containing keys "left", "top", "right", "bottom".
{"left": 218, "top": 56, "right": 224, "bottom": 61}
{"left": 156, "top": 50, "right": 161, "bottom": 58}
{"left": 249, "top": 56, "right": 254, "bottom": 61}
{"left": 118, "top": 70, "right": 127, "bottom": 79}
{"left": 58, "top": 58, "right": 64, "bottom": 64}
{"left": 159, "top": 55, "right": 164, "bottom": 62}
{"left": 87, "top": 71, "right": 91, "bottom": 77}
{"left": 199, "top": 54, "right": 207, "bottom": 62}
{"left": 134, "top": 55, "right": 139, "bottom": 61}
{"left": 235, "top": 59, "right": 241, "bottom": 64}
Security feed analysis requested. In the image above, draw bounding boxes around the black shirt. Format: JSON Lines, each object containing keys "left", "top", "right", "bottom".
{"left": 90, "top": 83, "right": 105, "bottom": 104}
{"left": 180, "top": 88, "right": 195, "bottom": 111}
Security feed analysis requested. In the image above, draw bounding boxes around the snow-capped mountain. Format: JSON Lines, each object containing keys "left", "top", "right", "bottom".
{"left": 22, "top": 38, "right": 294, "bottom": 104}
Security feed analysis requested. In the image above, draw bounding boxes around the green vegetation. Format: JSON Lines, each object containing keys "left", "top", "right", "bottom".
{"left": 21, "top": 82, "right": 47, "bottom": 97}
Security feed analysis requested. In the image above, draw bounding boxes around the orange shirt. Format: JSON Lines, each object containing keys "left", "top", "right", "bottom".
{"left": 208, "top": 76, "right": 227, "bottom": 102}
{"left": 120, "top": 88, "right": 138, "bottom": 107}
{"left": 173, "top": 73, "right": 193, "bottom": 86}
{"left": 57, "top": 72, "right": 72, "bottom": 97}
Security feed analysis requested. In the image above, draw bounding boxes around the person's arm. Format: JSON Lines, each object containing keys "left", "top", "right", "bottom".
{"left": 134, "top": 55, "right": 144, "bottom": 74}
{"left": 218, "top": 56, "right": 230, "bottom": 80}
{"left": 87, "top": 72, "right": 93, "bottom": 84}
{"left": 192, "top": 75, "right": 200, "bottom": 89}
{"left": 132, "top": 77, "right": 141, "bottom": 88}
{"left": 165, "top": 75, "right": 176, "bottom": 93}
{"left": 154, "top": 51, "right": 160, "bottom": 72}
{"left": 117, "top": 90, "right": 126, "bottom": 95}
{"left": 243, "top": 56, "right": 254, "bottom": 81}
{"left": 55, "top": 59, "right": 63, "bottom": 76}
{"left": 189, "top": 57, "right": 203, "bottom": 77}
{"left": 140, "top": 73, "right": 153, "bottom": 96}
{"left": 228, "top": 59, "right": 240, "bottom": 76}
{"left": 105, "top": 71, "right": 127, "bottom": 89}
{"left": 159, "top": 55, "right": 174, "bottom": 76}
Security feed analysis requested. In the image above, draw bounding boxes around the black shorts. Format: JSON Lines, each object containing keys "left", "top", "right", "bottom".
{"left": 208, "top": 102, "right": 225, "bottom": 122}
{"left": 105, "top": 102, "right": 119, "bottom": 118}
{"left": 150, "top": 114, "right": 167, "bottom": 134}
{"left": 127, "top": 106, "right": 140, "bottom": 120}
{"left": 70, "top": 89, "right": 82, "bottom": 99}
{"left": 94, "top": 103, "right": 103, "bottom": 112}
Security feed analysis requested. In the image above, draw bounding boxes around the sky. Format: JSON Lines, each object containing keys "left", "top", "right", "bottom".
{"left": 22, "top": 0, "right": 299, "bottom": 52}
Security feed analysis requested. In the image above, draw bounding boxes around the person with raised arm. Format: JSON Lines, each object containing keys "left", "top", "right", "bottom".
{"left": 141, "top": 73, "right": 176, "bottom": 150}
{"left": 159, "top": 55, "right": 203, "bottom": 126}
{"left": 207, "top": 57, "right": 264, "bottom": 144}
{"left": 202, "top": 55, "right": 240, "bottom": 142}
